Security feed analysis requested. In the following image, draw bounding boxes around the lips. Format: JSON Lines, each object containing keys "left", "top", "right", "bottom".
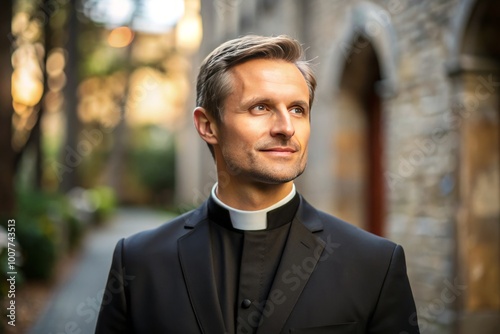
{"left": 256, "top": 140, "right": 300, "bottom": 155}
{"left": 261, "top": 147, "right": 297, "bottom": 153}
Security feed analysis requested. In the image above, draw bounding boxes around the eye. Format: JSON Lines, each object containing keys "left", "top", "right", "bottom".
{"left": 290, "top": 107, "right": 305, "bottom": 115}
{"left": 250, "top": 104, "right": 268, "bottom": 113}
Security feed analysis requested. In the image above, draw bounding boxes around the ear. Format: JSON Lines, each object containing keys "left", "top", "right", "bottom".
{"left": 193, "top": 107, "right": 219, "bottom": 145}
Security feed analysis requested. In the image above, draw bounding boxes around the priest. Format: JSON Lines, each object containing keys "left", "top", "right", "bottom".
{"left": 95, "top": 35, "right": 420, "bottom": 334}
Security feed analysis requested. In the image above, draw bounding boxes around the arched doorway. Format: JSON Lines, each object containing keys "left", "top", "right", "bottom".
{"left": 333, "top": 35, "right": 385, "bottom": 236}
{"left": 451, "top": 0, "right": 500, "bottom": 331}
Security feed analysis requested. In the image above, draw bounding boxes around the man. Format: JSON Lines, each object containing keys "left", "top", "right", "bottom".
{"left": 95, "top": 35, "right": 420, "bottom": 333}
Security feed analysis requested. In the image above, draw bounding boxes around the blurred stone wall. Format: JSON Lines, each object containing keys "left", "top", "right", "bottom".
{"left": 176, "top": 0, "right": 500, "bottom": 333}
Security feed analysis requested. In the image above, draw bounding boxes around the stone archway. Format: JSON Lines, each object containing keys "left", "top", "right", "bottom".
{"left": 449, "top": 0, "right": 500, "bottom": 332}
{"left": 307, "top": 2, "right": 399, "bottom": 235}
{"left": 332, "top": 35, "right": 385, "bottom": 235}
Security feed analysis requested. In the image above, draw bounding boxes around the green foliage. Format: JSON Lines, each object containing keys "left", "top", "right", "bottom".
{"left": 129, "top": 125, "right": 176, "bottom": 193}
{"left": 130, "top": 147, "right": 176, "bottom": 191}
{"left": 12, "top": 189, "right": 88, "bottom": 280}
{"left": 88, "top": 186, "right": 117, "bottom": 224}
{"left": 15, "top": 191, "right": 62, "bottom": 280}
{"left": 5, "top": 185, "right": 116, "bottom": 282}
{"left": 16, "top": 213, "right": 58, "bottom": 280}
{"left": 65, "top": 211, "right": 86, "bottom": 251}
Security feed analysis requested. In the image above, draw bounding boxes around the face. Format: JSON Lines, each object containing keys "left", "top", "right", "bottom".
{"left": 213, "top": 58, "right": 311, "bottom": 185}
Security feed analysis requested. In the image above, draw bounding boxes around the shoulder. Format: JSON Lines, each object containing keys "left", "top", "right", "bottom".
{"left": 118, "top": 203, "right": 207, "bottom": 259}
{"left": 298, "top": 196, "right": 398, "bottom": 259}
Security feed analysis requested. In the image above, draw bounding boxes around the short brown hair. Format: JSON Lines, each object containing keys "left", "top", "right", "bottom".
{"left": 196, "top": 35, "right": 317, "bottom": 122}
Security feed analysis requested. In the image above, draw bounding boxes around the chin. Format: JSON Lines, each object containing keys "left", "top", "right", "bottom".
{"left": 252, "top": 167, "right": 306, "bottom": 184}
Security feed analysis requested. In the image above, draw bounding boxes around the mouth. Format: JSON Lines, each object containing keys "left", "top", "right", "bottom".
{"left": 261, "top": 147, "right": 297, "bottom": 153}
{"left": 259, "top": 146, "right": 298, "bottom": 157}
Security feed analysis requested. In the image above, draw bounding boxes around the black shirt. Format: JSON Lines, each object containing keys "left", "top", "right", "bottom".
{"left": 207, "top": 194, "right": 301, "bottom": 334}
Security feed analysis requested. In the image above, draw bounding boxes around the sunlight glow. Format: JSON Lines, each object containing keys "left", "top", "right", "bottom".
{"left": 107, "top": 26, "right": 134, "bottom": 48}
{"left": 175, "top": 12, "right": 202, "bottom": 54}
{"left": 12, "top": 69, "right": 43, "bottom": 107}
{"left": 84, "top": 0, "right": 184, "bottom": 33}
{"left": 85, "top": 0, "right": 135, "bottom": 26}
{"left": 133, "top": 0, "right": 184, "bottom": 33}
{"left": 125, "top": 67, "right": 187, "bottom": 127}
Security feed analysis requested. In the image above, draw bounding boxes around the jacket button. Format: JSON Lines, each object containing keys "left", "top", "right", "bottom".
{"left": 241, "top": 299, "right": 252, "bottom": 309}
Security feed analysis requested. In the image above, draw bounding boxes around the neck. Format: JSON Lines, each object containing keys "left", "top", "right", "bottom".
{"left": 216, "top": 177, "right": 295, "bottom": 211}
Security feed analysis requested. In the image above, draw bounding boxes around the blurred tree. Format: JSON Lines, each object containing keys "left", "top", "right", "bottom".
{"left": 0, "top": 0, "right": 15, "bottom": 217}
{"left": 12, "top": 0, "right": 82, "bottom": 193}
{"left": 61, "top": 0, "right": 82, "bottom": 192}
{"left": 34, "top": 0, "right": 55, "bottom": 189}
{"left": 103, "top": 0, "right": 143, "bottom": 200}
{"left": 11, "top": 0, "right": 62, "bottom": 191}
{"left": 74, "top": 0, "right": 187, "bottom": 204}
{"left": 12, "top": 0, "right": 48, "bottom": 190}
{"left": 103, "top": 43, "right": 134, "bottom": 198}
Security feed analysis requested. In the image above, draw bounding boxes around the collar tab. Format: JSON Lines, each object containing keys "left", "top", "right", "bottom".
{"left": 209, "top": 183, "right": 298, "bottom": 231}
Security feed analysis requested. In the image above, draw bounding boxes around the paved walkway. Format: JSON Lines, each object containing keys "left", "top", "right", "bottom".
{"left": 28, "top": 208, "right": 173, "bottom": 334}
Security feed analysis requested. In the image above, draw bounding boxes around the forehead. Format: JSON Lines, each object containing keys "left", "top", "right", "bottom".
{"left": 228, "top": 58, "right": 309, "bottom": 101}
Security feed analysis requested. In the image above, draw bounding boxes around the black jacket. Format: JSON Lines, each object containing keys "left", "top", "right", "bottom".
{"left": 95, "top": 195, "right": 419, "bottom": 333}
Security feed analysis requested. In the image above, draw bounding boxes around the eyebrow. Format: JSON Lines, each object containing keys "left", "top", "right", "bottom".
{"left": 240, "top": 97, "right": 310, "bottom": 110}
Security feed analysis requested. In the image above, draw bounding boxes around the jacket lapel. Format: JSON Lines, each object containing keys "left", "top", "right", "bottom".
{"left": 256, "top": 197, "right": 326, "bottom": 334}
{"left": 178, "top": 203, "right": 226, "bottom": 334}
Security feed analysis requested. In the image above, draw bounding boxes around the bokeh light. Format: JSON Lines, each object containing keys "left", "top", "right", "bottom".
{"left": 175, "top": 12, "right": 202, "bottom": 54}
{"left": 46, "top": 49, "right": 66, "bottom": 76}
{"left": 12, "top": 68, "right": 44, "bottom": 106}
{"left": 107, "top": 26, "right": 134, "bottom": 48}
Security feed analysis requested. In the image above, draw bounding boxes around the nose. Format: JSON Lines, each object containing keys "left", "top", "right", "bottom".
{"left": 270, "top": 108, "right": 295, "bottom": 139}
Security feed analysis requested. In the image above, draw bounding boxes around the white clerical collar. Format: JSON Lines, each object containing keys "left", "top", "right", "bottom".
{"left": 210, "top": 183, "right": 297, "bottom": 231}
